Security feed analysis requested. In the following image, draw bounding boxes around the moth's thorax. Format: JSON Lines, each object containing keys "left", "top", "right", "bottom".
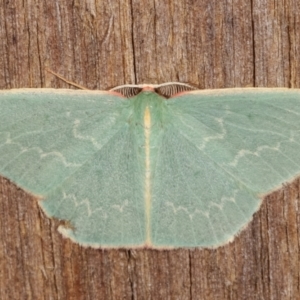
{"left": 131, "top": 91, "right": 166, "bottom": 127}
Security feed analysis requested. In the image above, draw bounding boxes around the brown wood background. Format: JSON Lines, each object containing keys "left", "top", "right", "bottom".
{"left": 1, "top": 0, "right": 300, "bottom": 299}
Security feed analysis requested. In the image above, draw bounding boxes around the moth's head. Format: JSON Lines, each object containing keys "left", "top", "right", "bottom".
{"left": 110, "top": 83, "right": 197, "bottom": 99}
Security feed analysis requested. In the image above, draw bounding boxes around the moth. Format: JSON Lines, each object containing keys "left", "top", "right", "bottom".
{"left": 1, "top": 83, "right": 299, "bottom": 248}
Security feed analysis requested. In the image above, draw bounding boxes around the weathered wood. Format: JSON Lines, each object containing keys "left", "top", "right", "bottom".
{"left": 0, "top": 0, "right": 300, "bottom": 299}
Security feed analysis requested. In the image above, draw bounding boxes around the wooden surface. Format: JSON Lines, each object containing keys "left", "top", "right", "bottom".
{"left": 1, "top": 0, "right": 300, "bottom": 299}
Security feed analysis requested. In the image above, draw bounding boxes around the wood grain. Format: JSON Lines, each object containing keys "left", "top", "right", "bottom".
{"left": 0, "top": 0, "right": 300, "bottom": 299}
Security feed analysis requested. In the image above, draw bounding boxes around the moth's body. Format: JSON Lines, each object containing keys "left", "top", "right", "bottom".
{"left": 123, "top": 85, "right": 169, "bottom": 247}
{"left": 119, "top": 88, "right": 171, "bottom": 247}
{"left": 1, "top": 85, "right": 300, "bottom": 248}
{"left": 128, "top": 87, "right": 189, "bottom": 246}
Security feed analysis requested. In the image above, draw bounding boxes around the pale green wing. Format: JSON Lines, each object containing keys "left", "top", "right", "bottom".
{"left": 151, "top": 88, "right": 300, "bottom": 247}
{"left": 0, "top": 89, "right": 145, "bottom": 247}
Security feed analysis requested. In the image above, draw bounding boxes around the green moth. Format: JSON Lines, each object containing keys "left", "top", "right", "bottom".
{"left": 0, "top": 84, "right": 299, "bottom": 248}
